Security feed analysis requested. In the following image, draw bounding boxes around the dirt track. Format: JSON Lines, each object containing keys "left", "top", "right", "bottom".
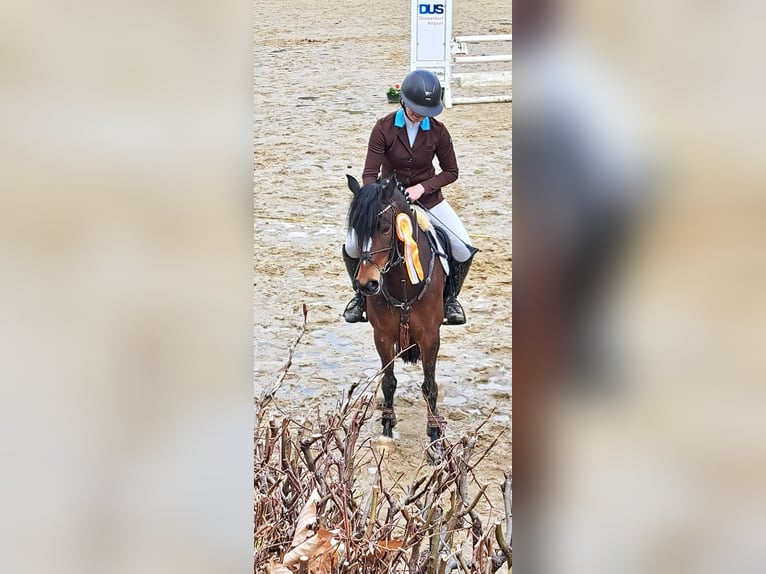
{"left": 254, "top": 0, "right": 512, "bottom": 533}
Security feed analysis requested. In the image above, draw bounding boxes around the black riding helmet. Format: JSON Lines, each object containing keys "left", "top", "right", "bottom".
{"left": 400, "top": 69, "right": 444, "bottom": 117}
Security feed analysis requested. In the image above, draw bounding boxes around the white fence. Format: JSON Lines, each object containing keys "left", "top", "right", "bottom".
{"left": 448, "top": 34, "right": 512, "bottom": 107}
{"left": 410, "top": 1, "right": 512, "bottom": 107}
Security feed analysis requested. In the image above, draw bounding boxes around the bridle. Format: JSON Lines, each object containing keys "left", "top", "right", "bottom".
{"left": 358, "top": 193, "right": 437, "bottom": 310}
{"left": 359, "top": 202, "right": 400, "bottom": 277}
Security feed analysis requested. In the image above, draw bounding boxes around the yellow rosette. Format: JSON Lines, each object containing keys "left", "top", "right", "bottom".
{"left": 396, "top": 212, "right": 425, "bottom": 283}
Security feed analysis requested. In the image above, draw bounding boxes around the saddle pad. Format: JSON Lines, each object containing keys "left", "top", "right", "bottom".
{"left": 412, "top": 205, "right": 433, "bottom": 232}
{"left": 426, "top": 227, "right": 450, "bottom": 276}
{"left": 412, "top": 205, "right": 449, "bottom": 275}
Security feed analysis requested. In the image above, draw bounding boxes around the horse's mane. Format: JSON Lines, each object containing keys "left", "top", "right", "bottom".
{"left": 348, "top": 177, "right": 415, "bottom": 246}
{"left": 347, "top": 182, "right": 383, "bottom": 245}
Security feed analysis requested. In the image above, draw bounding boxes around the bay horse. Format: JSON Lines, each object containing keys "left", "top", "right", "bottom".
{"left": 346, "top": 174, "right": 447, "bottom": 460}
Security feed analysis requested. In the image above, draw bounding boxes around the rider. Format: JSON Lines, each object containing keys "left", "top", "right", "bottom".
{"left": 342, "top": 69, "right": 477, "bottom": 325}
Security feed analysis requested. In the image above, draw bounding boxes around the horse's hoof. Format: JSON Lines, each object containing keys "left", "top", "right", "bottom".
{"left": 426, "top": 442, "right": 444, "bottom": 465}
{"left": 376, "top": 436, "right": 396, "bottom": 455}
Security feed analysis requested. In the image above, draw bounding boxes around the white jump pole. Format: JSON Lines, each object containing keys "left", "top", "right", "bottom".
{"left": 451, "top": 95, "right": 513, "bottom": 105}
{"left": 454, "top": 34, "right": 512, "bottom": 43}
{"left": 454, "top": 54, "right": 512, "bottom": 64}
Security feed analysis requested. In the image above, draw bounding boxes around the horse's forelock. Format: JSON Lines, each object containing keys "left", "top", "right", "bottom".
{"left": 347, "top": 182, "right": 384, "bottom": 244}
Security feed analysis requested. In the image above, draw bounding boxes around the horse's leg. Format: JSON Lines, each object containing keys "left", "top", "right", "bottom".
{"left": 380, "top": 363, "right": 397, "bottom": 438}
{"left": 420, "top": 336, "right": 444, "bottom": 458}
{"left": 374, "top": 333, "right": 398, "bottom": 439}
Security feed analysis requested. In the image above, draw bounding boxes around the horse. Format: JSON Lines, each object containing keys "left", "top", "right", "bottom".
{"left": 346, "top": 174, "right": 448, "bottom": 460}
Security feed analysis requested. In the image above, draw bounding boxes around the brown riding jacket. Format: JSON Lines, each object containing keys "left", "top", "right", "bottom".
{"left": 361, "top": 109, "right": 459, "bottom": 209}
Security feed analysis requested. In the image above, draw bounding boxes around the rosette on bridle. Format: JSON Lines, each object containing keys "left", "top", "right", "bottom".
{"left": 395, "top": 212, "right": 424, "bottom": 284}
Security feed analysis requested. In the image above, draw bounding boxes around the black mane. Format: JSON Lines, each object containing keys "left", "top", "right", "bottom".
{"left": 347, "top": 177, "right": 411, "bottom": 245}
{"left": 347, "top": 182, "right": 384, "bottom": 246}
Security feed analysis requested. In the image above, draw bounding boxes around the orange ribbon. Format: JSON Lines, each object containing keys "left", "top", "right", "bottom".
{"left": 396, "top": 212, "right": 424, "bottom": 283}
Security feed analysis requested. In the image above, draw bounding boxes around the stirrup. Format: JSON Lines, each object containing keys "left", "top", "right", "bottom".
{"left": 444, "top": 297, "right": 466, "bottom": 325}
{"left": 343, "top": 293, "right": 367, "bottom": 323}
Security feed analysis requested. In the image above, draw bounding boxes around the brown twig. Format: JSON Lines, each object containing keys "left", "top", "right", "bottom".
{"left": 259, "top": 303, "right": 309, "bottom": 409}
{"left": 494, "top": 521, "right": 512, "bottom": 568}
{"left": 502, "top": 470, "right": 512, "bottom": 547}
{"left": 469, "top": 427, "right": 507, "bottom": 472}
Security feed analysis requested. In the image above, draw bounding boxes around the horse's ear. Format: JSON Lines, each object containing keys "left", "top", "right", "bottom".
{"left": 346, "top": 174, "right": 361, "bottom": 194}
{"left": 382, "top": 177, "right": 395, "bottom": 201}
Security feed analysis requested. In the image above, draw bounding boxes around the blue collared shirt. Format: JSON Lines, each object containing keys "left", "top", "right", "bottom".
{"left": 395, "top": 108, "right": 431, "bottom": 147}
{"left": 394, "top": 108, "right": 431, "bottom": 130}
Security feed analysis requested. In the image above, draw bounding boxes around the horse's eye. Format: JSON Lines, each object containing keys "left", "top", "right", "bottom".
{"left": 380, "top": 224, "right": 392, "bottom": 234}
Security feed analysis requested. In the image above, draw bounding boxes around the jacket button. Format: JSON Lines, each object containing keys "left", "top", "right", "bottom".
{"left": 408, "top": 158, "right": 413, "bottom": 164}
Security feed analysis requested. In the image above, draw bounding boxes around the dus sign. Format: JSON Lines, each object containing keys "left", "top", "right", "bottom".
{"left": 411, "top": 0, "right": 450, "bottom": 66}
{"left": 419, "top": 3, "right": 444, "bottom": 14}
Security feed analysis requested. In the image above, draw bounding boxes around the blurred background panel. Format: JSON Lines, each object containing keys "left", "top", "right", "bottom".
{"left": 0, "top": 0, "right": 253, "bottom": 572}
{"left": 514, "top": 0, "right": 766, "bottom": 572}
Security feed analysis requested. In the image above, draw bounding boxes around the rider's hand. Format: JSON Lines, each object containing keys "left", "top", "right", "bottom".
{"left": 404, "top": 184, "right": 425, "bottom": 202}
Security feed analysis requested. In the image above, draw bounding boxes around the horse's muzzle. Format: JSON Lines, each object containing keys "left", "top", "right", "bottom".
{"left": 359, "top": 280, "right": 380, "bottom": 296}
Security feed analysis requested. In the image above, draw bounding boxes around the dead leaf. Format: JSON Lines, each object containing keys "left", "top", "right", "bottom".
{"left": 376, "top": 538, "right": 403, "bottom": 553}
{"left": 291, "top": 488, "right": 321, "bottom": 547}
{"left": 266, "top": 559, "right": 292, "bottom": 574}
{"left": 312, "top": 539, "right": 339, "bottom": 574}
{"left": 361, "top": 539, "right": 405, "bottom": 568}
{"left": 283, "top": 528, "right": 334, "bottom": 569}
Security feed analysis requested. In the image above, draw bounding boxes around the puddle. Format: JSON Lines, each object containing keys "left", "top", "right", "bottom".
{"left": 476, "top": 381, "right": 512, "bottom": 392}
{"left": 322, "top": 331, "right": 354, "bottom": 352}
{"left": 443, "top": 395, "right": 468, "bottom": 406}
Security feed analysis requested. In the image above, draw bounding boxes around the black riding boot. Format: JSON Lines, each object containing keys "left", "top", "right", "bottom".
{"left": 342, "top": 245, "right": 367, "bottom": 323}
{"left": 444, "top": 253, "right": 476, "bottom": 325}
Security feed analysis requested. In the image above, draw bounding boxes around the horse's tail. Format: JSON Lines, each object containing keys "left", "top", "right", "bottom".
{"left": 396, "top": 342, "right": 421, "bottom": 365}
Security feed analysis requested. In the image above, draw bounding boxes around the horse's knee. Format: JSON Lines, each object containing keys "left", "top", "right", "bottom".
{"left": 421, "top": 380, "right": 437, "bottom": 399}
{"left": 383, "top": 384, "right": 397, "bottom": 403}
